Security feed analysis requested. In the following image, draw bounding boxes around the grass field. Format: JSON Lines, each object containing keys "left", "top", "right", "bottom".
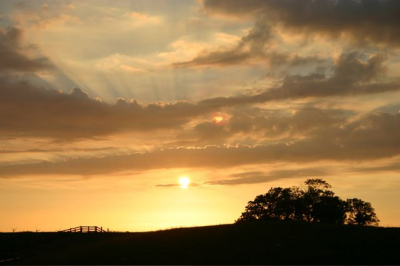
{"left": 1, "top": 221, "right": 399, "bottom": 265}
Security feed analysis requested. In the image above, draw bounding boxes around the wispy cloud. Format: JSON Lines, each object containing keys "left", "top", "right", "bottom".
{"left": 205, "top": 168, "right": 328, "bottom": 185}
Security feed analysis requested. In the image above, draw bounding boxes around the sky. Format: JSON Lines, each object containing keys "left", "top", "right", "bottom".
{"left": 1, "top": 0, "right": 400, "bottom": 232}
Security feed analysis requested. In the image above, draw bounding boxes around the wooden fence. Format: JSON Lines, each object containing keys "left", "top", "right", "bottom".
{"left": 59, "top": 226, "right": 108, "bottom": 233}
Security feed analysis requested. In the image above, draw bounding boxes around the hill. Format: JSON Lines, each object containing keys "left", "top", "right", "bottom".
{"left": 1, "top": 221, "right": 399, "bottom": 264}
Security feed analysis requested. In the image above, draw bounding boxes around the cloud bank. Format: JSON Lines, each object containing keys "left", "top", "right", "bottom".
{"left": 1, "top": 50, "right": 398, "bottom": 141}
{"left": 202, "top": 0, "right": 400, "bottom": 46}
{"left": 1, "top": 110, "right": 399, "bottom": 177}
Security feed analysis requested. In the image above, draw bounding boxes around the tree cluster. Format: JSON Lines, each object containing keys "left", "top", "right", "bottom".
{"left": 236, "top": 179, "right": 379, "bottom": 226}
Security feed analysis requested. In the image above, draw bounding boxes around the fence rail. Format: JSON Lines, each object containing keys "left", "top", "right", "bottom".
{"left": 59, "top": 226, "right": 108, "bottom": 233}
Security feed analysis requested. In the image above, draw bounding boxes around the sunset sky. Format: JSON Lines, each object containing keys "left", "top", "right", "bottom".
{"left": 1, "top": 0, "right": 400, "bottom": 232}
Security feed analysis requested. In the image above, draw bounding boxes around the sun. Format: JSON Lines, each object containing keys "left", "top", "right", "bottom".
{"left": 179, "top": 176, "right": 190, "bottom": 189}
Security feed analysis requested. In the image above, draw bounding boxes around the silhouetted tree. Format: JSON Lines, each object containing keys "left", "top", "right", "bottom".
{"left": 303, "top": 178, "right": 336, "bottom": 222}
{"left": 289, "top": 186, "right": 307, "bottom": 221}
{"left": 346, "top": 198, "right": 380, "bottom": 226}
{"left": 236, "top": 187, "right": 299, "bottom": 222}
{"left": 236, "top": 194, "right": 267, "bottom": 222}
{"left": 236, "top": 179, "right": 379, "bottom": 226}
{"left": 313, "top": 196, "right": 347, "bottom": 224}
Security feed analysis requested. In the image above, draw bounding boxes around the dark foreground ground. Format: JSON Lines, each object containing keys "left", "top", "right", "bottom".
{"left": 1, "top": 221, "right": 399, "bottom": 265}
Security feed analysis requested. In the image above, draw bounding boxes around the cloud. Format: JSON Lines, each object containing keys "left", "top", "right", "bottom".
{"left": 205, "top": 168, "right": 328, "bottom": 185}
{"left": 189, "top": 121, "right": 230, "bottom": 141}
{"left": 0, "top": 26, "right": 51, "bottom": 72}
{"left": 156, "top": 168, "right": 327, "bottom": 187}
{"left": 173, "top": 48, "right": 323, "bottom": 68}
{"left": 1, "top": 51, "right": 397, "bottom": 141}
{"left": 95, "top": 53, "right": 150, "bottom": 73}
{"left": 229, "top": 106, "right": 350, "bottom": 139}
{"left": 0, "top": 82, "right": 206, "bottom": 139}
{"left": 31, "top": 14, "right": 79, "bottom": 29}
{"left": 202, "top": 0, "right": 400, "bottom": 47}
{"left": 125, "top": 11, "right": 162, "bottom": 27}
{"left": 173, "top": 16, "right": 272, "bottom": 67}
{"left": 173, "top": 16, "right": 322, "bottom": 69}
{"left": 180, "top": 0, "right": 400, "bottom": 69}
{"left": 11, "top": 1, "right": 78, "bottom": 29}
{"left": 0, "top": 146, "right": 116, "bottom": 154}
{"left": 351, "top": 160, "right": 400, "bottom": 173}
{"left": 200, "top": 0, "right": 265, "bottom": 19}
{"left": 182, "top": 106, "right": 350, "bottom": 143}
{"left": 1, "top": 110, "right": 399, "bottom": 177}
{"left": 197, "top": 52, "right": 399, "bottom": 108}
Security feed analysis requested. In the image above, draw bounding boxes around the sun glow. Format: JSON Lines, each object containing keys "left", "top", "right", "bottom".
{"left": 213, "top": 116, "right": 224, "bottom": 123}
{"left": 179, "top": 176, "right": 190, "bottom": 189}
{"left": 211, "top": 112, "right": 229, "bottom": 125}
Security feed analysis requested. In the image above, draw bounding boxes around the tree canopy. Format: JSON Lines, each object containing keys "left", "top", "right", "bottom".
{"left": 236, "top": 179, "right": 379, "bottom": 226}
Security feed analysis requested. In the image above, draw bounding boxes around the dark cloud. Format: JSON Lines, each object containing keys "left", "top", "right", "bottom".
{"left": 1, "top": 111, "right": 399, "bottom": 177}
{"left": 0, "top": 82, "right": 206, "bottom": 139}
{"left": 201, "top": 0, "right": 265, "bottom": 18}
{"left": 373, "top": 103, "right": 400, "bottom": 115}
{"left": 183, "top": 106, "right": 350, "bottom": 143}
{"left": 180, "top": 0, "right": 400, "bottom": 69}
{"left": 173, "top": 49, "right": 252, "bottom": 68}
{"left": 231, "top": 106, "right": 350, "bottom": 138}
{"left": 202, "top": 0, "right": 400, "bottom": 47}
{"left": 0, "top": 26, "right": 52, "bottom": 72}
{"left": 0, "top": 147, "right": 116, "bottom": 154}
{"left": 173, "top": 17, "right": 276, "bottom": 68}
{"left": 198, "top": 52, "right": 398, "bottom": 109}
{"left": 177, "top": 0, "right": 400, "bottom": 68}
{"left": 205, "top": 168, "right": 327, "bottom": 185}
{"left": 1, "top": 51, "right": 398, "bottom": 141}
{"left": 173, "top": 19, "right": 322, "bottom": 69}
{"left": 173, "top": 49, "right": 322, "bottom": 68}
{"left": 182, "top": 121, "right": 230, "bottom": 143}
